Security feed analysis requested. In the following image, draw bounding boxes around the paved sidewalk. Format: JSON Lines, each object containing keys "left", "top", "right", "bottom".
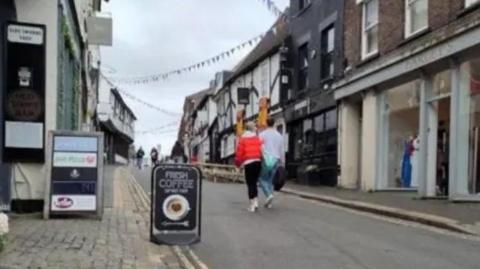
{"left": 0, "top": 166, "right": 181, "bottom": 269}
{"left": 283, "top": 182, "right": 480, "bottom": 235}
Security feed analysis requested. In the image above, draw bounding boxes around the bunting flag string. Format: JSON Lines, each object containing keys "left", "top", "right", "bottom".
{"left": 104, "top": 33, "right": 265, "bottom": 85}
{"left": 136, "top": 121, "right": 179, "bottom": 135}
{"left": 257, "top": 0, "right": 283, "bottom": 17}
{"left": 101, "top": 73, "right": 182, "bottom": 117}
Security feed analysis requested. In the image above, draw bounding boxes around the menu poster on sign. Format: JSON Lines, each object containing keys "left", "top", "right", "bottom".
{"left": 46, "top": 133, "right": 103, "bottom": 218}
{"left": 3, "top": 22, "right": 46, "bottom": 163}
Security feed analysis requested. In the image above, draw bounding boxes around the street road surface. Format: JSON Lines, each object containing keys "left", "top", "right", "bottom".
{"left": 132, "top": 167, "right": 480, "bottom": 269}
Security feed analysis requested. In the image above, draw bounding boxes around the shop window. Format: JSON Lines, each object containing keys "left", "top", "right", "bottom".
{"left": 466, "top": 0, "right": 480, "bottom": 8}
{"left": 383, "top": 80, "right": 421, "bottom": 189}
{"left": 405, "top": 0, "right": 428, "bottom": 38}
{"left": 321, "top": 25, "right": 335, "bottom": 80}
{"left": 298, "top": 43, "right": 309, "bottom": 91}
{"left": 361, "top": 0, "right": 379, "bottom": 59}
{"left": 313, "top": 114, "right": 325, "bottom": 155}
{"left": 466, "top": 59, "right": 480, "bottom": 194}
{"left": 303, "top": 119, "right": 314, "bottom": 154}
{"left": 292, "top": 123, "right": 303, "bottom": 160}
{"left": 432, "top": 70, "right": 452, "bottom": 97}
{"left": 325, "top": 109, "right": 337, "bottom": 130}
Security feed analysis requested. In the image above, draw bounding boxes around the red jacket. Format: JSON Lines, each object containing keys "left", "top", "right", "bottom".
{"left": 235, "top": 132, "right": 262, "bottom": 167}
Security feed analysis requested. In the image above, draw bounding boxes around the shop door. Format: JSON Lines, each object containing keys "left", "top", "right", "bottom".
{"left": 427, "top": 98, "right": 450, "bottom": 197}
{"left": 426, "top": 72, "right": 452, "bottom": 197}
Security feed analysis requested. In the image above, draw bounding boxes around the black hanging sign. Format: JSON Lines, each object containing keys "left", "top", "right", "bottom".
{"left": 3, "top": 22, "right": 46, "bottom": 163}
{"left": 151, "top": 164, "right": 202, "bottom": 245}
{"left": 237, "top": 87, "right": 250, "bottom": 105}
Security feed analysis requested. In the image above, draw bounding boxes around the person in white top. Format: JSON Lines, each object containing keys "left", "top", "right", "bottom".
{"left": 259, "top": 118, "right": 285, "bottom": 208}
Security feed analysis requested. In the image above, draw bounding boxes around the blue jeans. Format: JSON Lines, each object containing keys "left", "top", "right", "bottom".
{"left": 260, "top": 159, "right": 279, "bottom": 197}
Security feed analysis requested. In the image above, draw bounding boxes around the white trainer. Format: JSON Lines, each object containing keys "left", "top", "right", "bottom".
{"left": 248, "top": 199, "right": 258, "bottom": 212}
{"left": 265, "top": 195, "right": 274, "bottom": 208}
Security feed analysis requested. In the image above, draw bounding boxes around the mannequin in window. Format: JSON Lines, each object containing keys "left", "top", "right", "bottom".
{"left": 411, "top": 135, "right": 420, "bottom": 188}
{"left": 401, "top": 136, "right": 415, "bottom": 188}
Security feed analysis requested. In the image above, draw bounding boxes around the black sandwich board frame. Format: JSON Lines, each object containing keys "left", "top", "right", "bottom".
{"left": 150, "top": 164, "right": 202, "bottom": 245}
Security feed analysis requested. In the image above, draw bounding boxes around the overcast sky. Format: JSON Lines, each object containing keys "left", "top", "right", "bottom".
{"left": 101, "top": 0, "right": 289, "bottom": 156}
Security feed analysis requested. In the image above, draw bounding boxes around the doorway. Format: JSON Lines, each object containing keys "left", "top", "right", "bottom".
{"left": 425, "top": 70, "right": 452, "bottom": 197}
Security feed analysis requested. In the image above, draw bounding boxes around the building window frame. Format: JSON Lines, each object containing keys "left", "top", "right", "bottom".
{"left": 405, "top": 0, "right": 429, "bottom": 38}
{"left": 360, "top": 0, "right": 379, "bottom": 60}
{"left": 298, "top": 42, "right": 309, "bottom": 91}
{"left": 320, "top": 25, "right": 335, "bottom": 81}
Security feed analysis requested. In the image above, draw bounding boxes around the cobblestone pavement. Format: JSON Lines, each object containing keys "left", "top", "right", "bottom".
{"left": 0, "top": 167, "right": 181, "bottom": 269}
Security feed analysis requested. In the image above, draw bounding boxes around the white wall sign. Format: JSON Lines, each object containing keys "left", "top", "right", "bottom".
{"left": 7, "top": 24, "right": 44, "bottom": 45}
{"left": 5, "top": 121, "right": 43, "bottom": 149}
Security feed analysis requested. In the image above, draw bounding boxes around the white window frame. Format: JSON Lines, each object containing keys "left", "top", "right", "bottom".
{"left": 360, "top": 0, "right": 379, "bottom": 60}
{"left": 405, "top": 0, "right": 428, "bottom": 38}
{"left": 466, "top": 0, "right": 480, "bottom": 8}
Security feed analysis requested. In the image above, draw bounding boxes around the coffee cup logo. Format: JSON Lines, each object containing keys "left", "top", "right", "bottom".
{"left": 162, "top": 195, "right": 190, "bottom": 221}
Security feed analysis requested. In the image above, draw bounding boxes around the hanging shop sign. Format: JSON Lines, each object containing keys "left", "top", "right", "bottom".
{"left": 237, "top": 87, "right": 251, "bottom": 105}
{"left": 151, "top": 164, "right": 202, "bottom": 245}
{"left": 3, "top": 22, "right": 46, "bottom": 163}
{"left": 44, "top": 131, "right": 104, "bottom": 219}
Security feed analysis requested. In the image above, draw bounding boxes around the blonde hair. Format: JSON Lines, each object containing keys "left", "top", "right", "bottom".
{"left": 245, "top": 122, "right": 256, "bottom": 132}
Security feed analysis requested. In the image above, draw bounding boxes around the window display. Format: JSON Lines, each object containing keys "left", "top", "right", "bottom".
{"left": 466, "top": 58, "right": 480, "bottom": 194}
{"left": 383, "top": 80, "right": 421, "bottom": 188}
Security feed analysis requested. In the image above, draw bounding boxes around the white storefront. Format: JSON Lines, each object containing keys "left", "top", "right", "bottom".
{"left": 336, "top": 13, "right": 480, "bottom": 201}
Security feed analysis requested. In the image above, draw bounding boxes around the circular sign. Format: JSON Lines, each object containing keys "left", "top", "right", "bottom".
{"left": 162, "top": 194, "right": 190, "bottom": 221}
{"left": 6, "top": 89, "right": 43, "bottom": 121}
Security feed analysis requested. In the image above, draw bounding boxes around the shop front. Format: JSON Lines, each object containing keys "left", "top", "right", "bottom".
{"left": 336, "top": 24, "right": 480, "bottom": 201}
{"left": 286, "top": 98, "right": 338, "bottom": 186}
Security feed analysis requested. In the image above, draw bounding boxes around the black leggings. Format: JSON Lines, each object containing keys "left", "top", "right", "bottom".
{"left": 244, "top": 161, "right": 261, "bottom": 199}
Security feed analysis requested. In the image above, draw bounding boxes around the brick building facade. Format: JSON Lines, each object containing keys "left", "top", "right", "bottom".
{"left": 335, "top": 0, "right": 480, "bottom": 201}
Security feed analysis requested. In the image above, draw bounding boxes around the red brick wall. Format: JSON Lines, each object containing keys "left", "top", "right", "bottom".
{"left": 343, "top": 0, "right": 467, "bottom": 71}
{"left": 378, "top": 0, "right": 405, "bottom": 55}
{"left": 343, "top": 0, "right": 362, "bottom": 68}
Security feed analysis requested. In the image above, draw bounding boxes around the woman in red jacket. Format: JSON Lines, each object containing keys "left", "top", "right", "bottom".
{"left": 235, "top": 122, "right": 263, "bottom": 212}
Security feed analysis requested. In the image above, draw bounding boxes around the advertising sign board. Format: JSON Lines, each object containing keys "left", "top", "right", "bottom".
{"left": 44, "top": 131, "right": 104, "bottom": 219}
{"left": 151, "top": 164, "right": 202, "bottom": 245}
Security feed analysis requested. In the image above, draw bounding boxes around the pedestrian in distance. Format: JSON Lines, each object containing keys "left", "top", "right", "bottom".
{"left": 259, "top": 118, "right": 285, "bottom": 209}
{"left": 150, "top": 147, "right": 159, "bottom": 166}
{"left": 235, "top": 122, "right": 263, "bottom": 212}
{"left": 136, "top": 147, "right": 145, "bottom": 169}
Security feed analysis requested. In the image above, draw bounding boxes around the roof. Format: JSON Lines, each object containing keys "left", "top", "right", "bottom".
{"left": 111, "top": 88, "right": 137, "bottom": 120}
{"left": 177, "top": 87, "right": 214, "bottom": 141}
{"left": 227, "top": 13, "right": 289, "bottom": 83}
{"left": 184, "top": 87, "right": 214, "bottom": 113}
